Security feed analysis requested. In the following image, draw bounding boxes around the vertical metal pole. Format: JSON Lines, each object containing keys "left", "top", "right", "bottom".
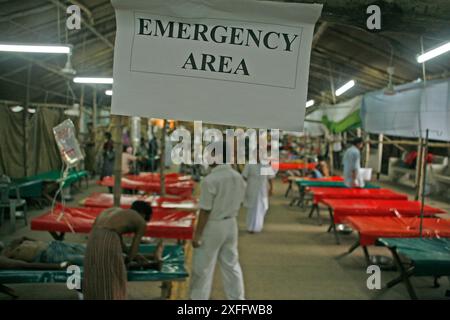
{"left": 112, "top": 115, "right": 124, "bottom": 206}
{"left": 159, "top": 120, "right": 167, "bottom": 196}
{"left": 419, "top": 129, "right": 429, "bottom": 238}
{"left": 416, "top": 37, "right": 427, "bottom": 201}
{"left": 420, "top": 37, "right": 427, "bottom": 86}
{"left": 377, "top": 134, "right": 384, "bottom": 180}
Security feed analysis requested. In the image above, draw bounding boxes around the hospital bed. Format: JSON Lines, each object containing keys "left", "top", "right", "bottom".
{"left": 319, "top": 199, "right": 446, "bottom": 244}
{"left": 0, "top": 243, "right": 188, "bottom": 299}
{"left": 291, "top": 179, "right": 380, "bottom": 207}
{"left": 98, "top": 176, "right": 194, "bottom": 197}
{"left": 340, "top": 216, "right": 450, "bottom": 266}
{"left": 284, "top": 176, "right": 343, "bottom": 198}
{"left": 305, "top": 187, "right": 408, "bottom": 222}
{"left": 80, "top": 192, "right": 198, "bottom": 211}
{"left": 273, "top": 162, "right": 317, "bottom": 171}
{"left": 31, "top": 204, "right": 196, "bottom": 241}
{"left": 377, "top": 238, "right": 450, "bottom": 300}
{"left": 125, "top": 172, "right": 192, "bottom": 182}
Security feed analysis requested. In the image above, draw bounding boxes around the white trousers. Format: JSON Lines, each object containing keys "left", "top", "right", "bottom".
{"left": 189, "top": 218, "right": 244, "bottom": 300}
{"left": 246, "top": 206, "right": 267, "bottom": 233}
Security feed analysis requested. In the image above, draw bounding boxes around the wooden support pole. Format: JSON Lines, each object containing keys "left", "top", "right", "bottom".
{"left": 24, "top": 63, "right": 32, "bottom": 177}
{"left": 328, "top": 141, "right": 334, "bottom": 175}
{"left": 159, "top": 120, "right": 167, "bottom": 196}
{"left": 366, "top": 140, "right": 450, "bottom": 149}
{"left": 364, "top": 134, "right": 371, "bottom": 168}
{"left": 112, "top": 115, "right": 124, "bottom": 206}
{"left": 377, "top": 134, "right": 384, "bottom": 180}
{"left": 356, "top": 128, "right": 362, "bottom": 137}
{"left": 92, "top": 87, "right": 97, "bottom": 130}
{"left": 419, "top": 129, "right": 429, "bottom": 237}
{"left": 78, "top": 85, "right": 85, "bottom": 141}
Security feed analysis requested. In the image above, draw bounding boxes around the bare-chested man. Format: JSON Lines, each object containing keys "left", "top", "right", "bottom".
{"left": 83, "top": 200, "right": 163, "bottom": 300}
{"left": 0, "top": 237, "right": 80, "bottom": 270}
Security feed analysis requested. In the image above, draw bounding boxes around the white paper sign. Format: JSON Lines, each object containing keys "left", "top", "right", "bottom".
{"left": 111, "top": 0, "right": 322, "bottom": 131}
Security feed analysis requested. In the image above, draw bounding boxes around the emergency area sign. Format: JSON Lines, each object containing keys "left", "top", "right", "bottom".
{"left": 111, "top": 0, "right": 322, "bottom": 131}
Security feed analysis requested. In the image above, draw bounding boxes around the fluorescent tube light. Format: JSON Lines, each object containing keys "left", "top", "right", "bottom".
{"left": 417, "top": 42, "right": 450, "bottom": 63}
{"left": 0, "top": 44, "right": 70, "bottom": 54}
{"left": 73, "top": 77, "right": 113, "bottom": 84}
{"left": 306, "top": 100, "right": 315, "bottom": 108}
{"left": 335, "top": 80, "right": 355, "bottom": 96}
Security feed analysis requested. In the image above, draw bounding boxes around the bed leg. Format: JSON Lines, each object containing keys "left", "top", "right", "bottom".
{"left": 329, "top": 211, "right": 340, "bottom": 244}
{"left": 336, "top": 240, "right": 360, "bottom": 260}
{"left": 49, "top": 231, "right": 65, "bottom": 241}
{"left": 288, "top": 196, "right": 297, "bottom": 207}
{"left": 0, "top": 284, "right": 18, "bottom": 299}
{"left": 308, "top": 204, "right": 317, "bottom": 218}
{"left": 326, "top": 207, "right": 335, "bottom": 230}
{"left": 433, "top": 276, "right": 440, "bottom": 288}
{"left": 315, "top": 206, "right": 322, "bottom": 225}
{"left": 333, "top": 226, "right": 340, "bottom": 245}
{"left": 160, "top": 281, "right": 172, "bottom": 299}
{"left": 298, "top": 186, "right": 306, "bottom": 207}
{"left": 348, "top": 240, "right": 360, "bottom": 254}
{"left": 390, "top": 248, "right": 418, "bottom": 300}
{"left": 362, "top": 246, "right": 371, "bottom": 266}
{"left": 284, "top": 181, "right": 292, "bottom": 198}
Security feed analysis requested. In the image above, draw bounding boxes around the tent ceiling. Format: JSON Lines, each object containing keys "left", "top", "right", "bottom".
{"left": 0, "top": 0, "right": 449, "bottom": 111}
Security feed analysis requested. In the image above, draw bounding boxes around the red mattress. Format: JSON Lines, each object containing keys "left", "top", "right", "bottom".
{"left": 81, "top": 192, "right": 198, "bottom": 210}
{"left": 321, "top": 199, "right": 446, "bottom": 224}
{"left": 272, "top": 162, "right": 317, "bottom": 171}
{"left": 31, "top": 204, "right": 196, "bottom": 240}
{"left": 344, "top": 216, "right": 450, "bottom": 246}
{"left": 125, "top": 172, "right": 192, "bottom": 182}
{"left": 310, "top": 187, "right": 408, "bottom": 204}
{"left": 98, "top": 176, "right": 194, "bottom": 196}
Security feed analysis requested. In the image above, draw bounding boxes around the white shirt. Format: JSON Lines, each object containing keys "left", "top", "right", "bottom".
{"left": 242, "top": 164, "right": 275, "bottom": 209}
{"left": 342, "top": 145, "right": 361, "bottom": 187}
{"left": 199, "top": 165, "right": 246, "bottom": 220}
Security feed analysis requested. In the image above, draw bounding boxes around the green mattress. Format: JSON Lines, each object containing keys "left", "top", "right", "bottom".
{"left": 296, "top": 180, "right": 380, "bottom": 189}
{"left": 378, "top": 238, "right": 450, "bottom": 277}
{"left": 0, "top": 244, "right": 188, "bottom": 284}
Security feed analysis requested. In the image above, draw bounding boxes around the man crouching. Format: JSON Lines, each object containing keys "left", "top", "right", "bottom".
{"left": 83, "top": 200, "right": 162, "bottom": 300}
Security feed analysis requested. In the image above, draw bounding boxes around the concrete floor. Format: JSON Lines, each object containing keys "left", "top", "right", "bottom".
{"left": 1, "top": 175, "right": 449, "bottom": 300}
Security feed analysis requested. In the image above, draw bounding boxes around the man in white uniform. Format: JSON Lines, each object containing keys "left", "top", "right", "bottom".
{"left": 242, "top": 164, "right": 274, "bottom": 233}
{"left": 189, "top": 146, "right": 246, "bottom": 300}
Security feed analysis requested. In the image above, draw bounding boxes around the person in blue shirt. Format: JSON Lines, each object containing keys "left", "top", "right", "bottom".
{"left": 342, "top": 137, "right": 364, "bottom": 187}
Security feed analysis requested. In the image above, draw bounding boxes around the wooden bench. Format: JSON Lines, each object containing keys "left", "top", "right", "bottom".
{"left": 388, "top": 155, "right": 448, "bottom": 190}
{"left": 433, "top": 165, "right": 450, "bottom": 197}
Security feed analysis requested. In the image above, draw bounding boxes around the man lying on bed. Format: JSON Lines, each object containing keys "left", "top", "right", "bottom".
{"left": 0, "top": 235, "right": 163, "bottom": 271}
{"left": 0, "top": 237, "right": 84, "bottom": 270}
{"left": 0, "top": 201, "right": 164, "bottom": 274}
